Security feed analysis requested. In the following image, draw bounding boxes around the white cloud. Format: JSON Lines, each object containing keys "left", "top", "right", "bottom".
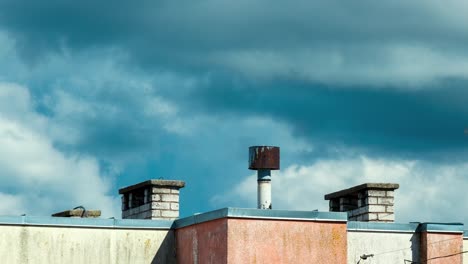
{"left": 212, "top": 45, "right": 468, "bottom": 87}
{"left": 219, "top": 156, "right": 468, "bottom": 224}
{"left": 0, "top": 83, "right": 119, "bottom": 217}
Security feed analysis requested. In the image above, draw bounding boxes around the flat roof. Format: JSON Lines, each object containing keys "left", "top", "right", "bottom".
{"left": 1, "top": 210, "right": 465, "bottom": 234}
{"left": 347, "top": 221, "right": 419, "bottom": 233}
{"left": 348, "top": 221, "right": 465, "bottom": 234}
{"left": 174, "top": 208, "right": 348, "bottom": 229}
{"left": 0, "top": 215, "right": 174, "bottom": 229}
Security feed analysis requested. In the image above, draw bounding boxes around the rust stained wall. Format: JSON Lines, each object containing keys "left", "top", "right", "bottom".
{"left": 420, "top": 232, "right": 463, "bottom": 264}
{"left": 227, "top": 219, "right": 347, "bottom": 264}
{"left": 175, "top": 218, "right": 228, "bottom": 264}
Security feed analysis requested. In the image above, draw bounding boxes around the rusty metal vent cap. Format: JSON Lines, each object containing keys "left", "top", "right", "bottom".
{"left": 249, "top": 146, "right": 280, "bottom": 170}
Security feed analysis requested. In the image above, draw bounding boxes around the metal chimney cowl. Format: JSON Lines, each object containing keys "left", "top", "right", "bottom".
{"left": 248, "top": 146, "right": 280, "bottom": 210}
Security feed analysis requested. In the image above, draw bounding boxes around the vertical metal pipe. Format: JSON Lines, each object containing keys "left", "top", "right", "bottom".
{"left": 249, "top": 146, "right": 279, "bottom": 210}
{"left": 257, "top": 169, "right": 272, "bottom": 209}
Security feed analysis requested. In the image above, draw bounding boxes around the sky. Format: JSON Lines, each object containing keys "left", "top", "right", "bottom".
{"left": 0, "top": 0, "right": 467, "bottom": 224}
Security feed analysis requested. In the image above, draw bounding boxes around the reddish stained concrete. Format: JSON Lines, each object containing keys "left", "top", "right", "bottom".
{"left": 176, "top": 218, "right": 228, "bottom": 264}
{"left": 227, "top": 219, "right": 347, "bottom": 264}
{"left": 420, "top": 232, "right": 463, "bottom": 264}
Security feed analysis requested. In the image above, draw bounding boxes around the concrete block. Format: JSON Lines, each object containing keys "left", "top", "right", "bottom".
{"left": 151, "top": 194, "right": 161, "bottom": 201}
{"left": 362, "top": 213, "right": 378, "bottom": 221}
{"left": 378, "top": 213, "right": 395, "bottom": 221}
{"left": 152, "top": 187, "right": 171, "bottom": 194}
{"left": 353, "top": 209, "right": 361, "bottom": 217}
{"left": 151, "top": 210, "right": 161, "bottom": 218}
{"left": 122, "top": 210, "right": 130, "bottom": 218}
{"left": 378, "top": 197, "right": 394, "bottom": 205}
{"left": 355, "top": 207, "right": 366, "bottom": 215}
{"left": 329, "top": 199, "right": 339, "bottom": 211}
{"left": 161, "top": 210, "right": 179, "bottom": 218}
{"left": 365, "top": 197, "right": 378, "bottom": 205}
{"left": 152, "top": 202, "right": 171, "bottom": 210}
{"left": 365, "top": 205, "right": 386, "bottom": 213}
{"left": 170, "top": 203, "right": 179, "bottom": 210}
{"left": 139, "top": 203, "right": 151, "bottom": 212}
{"left": 340, "top": 204, "right": 355, "bottom": 211}
{"left": 357, "top": 192, "right": 365, "bottom": 199}
{"left": 386, "top": 190, "right": 394, "bottom": 197}
{"left": 138, "top": 211, "right": 151, "bottom": 219}
{"left": 161, "top": 194, "right": 179, "bottom": 202}
{"left": 366, "top": 190, "right": 386, "bottom": 197}
{"left": 386, "top": 206, "right": 394, "bottom": 213}
{"left": 171, "top": 189, "right": 180, "bottom": 194}
{"left": 339, "top": 197, "right": 350, "bottom": 204}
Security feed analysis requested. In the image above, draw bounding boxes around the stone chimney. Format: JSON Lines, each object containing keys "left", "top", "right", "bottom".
{"left": 324, "top": 183, "right": 399, "bottom": 222}
{"left": 119, "top": 179, "right": 185, "bottom": 220}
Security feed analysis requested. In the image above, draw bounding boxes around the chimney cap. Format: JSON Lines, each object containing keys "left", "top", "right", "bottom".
{"left": 119, "top": 179, "right": 185, "bottom": 194}
{"left": 248, "top": 146, "right": 280, "bottom": 170}
{"left": 324, "top": 183, "right": 399, "bottom": 200}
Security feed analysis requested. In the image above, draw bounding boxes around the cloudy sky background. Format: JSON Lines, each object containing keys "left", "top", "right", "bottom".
{"left": 0, "top": 0, "right": 467, "bottom": 224}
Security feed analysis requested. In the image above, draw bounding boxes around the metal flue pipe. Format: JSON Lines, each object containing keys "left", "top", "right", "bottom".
{"left": 248, "top": 146, "right": 280, "bottom": 209}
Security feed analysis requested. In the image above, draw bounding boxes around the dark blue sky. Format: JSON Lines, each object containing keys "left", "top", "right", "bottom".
{"left": 0, "top": 0, "right": 467, "bottom": 224}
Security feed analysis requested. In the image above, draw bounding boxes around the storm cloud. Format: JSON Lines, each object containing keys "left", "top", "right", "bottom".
{"left": 0, "top": 1, "right": 467, "bottom": 221}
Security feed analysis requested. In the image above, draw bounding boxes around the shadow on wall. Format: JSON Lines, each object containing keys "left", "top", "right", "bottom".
{"left": 152, "top": 231, "right": 176, "bottom": 264}
{"left": 410, "top": 233, "right": 420, "bottom": 263}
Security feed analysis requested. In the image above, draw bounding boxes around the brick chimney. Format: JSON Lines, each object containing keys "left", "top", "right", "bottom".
{"left": 324, "top": 183, "right": 399, "bottom": 222}
{"left": 119, "top": 179, "right": 185, "bottom": 220}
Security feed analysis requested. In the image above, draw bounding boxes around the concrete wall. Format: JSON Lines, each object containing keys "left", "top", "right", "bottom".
{"left": 347, "top": 231, "right": 419, "bottom": 264}
{"left": 421, "top": 232, "right": 463, "bottom": 264}
{"left": 464, "top": 237, "right": 468, "bottom": 264}
{"left": 1, "top": 210, "right": 465, "bottom": 264}
{"left": 227, "top": 218, "right": 347, "bottom": 264}
{"left": 176, "top": 218, "right": 228, "bottom": 264}
{"left": 176, "top": 218, "right": 347, "bottom": 264}
{"left": 174, "top": 208, "right": 348, "bottom": 264}
{"left": 0, "top": 219, "right": 175, "bottom": 264}
{"left": 348, "top": 223, "right": 466, "bottom": 264}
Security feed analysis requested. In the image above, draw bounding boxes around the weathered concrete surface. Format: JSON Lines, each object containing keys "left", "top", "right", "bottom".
{"left": 175, "top": 218, "right": 228, "bottom": 264}
{"left": 421, "top": 232, "right": 463, "bottom": 264}
{"left": 227, "top": 219, "right": 347, "bottom": 264}
{"left": 0, "top": 225, "right": 174, "bottom": 264}
{"left": 347, "top": 231, "right": 419, "bottom": 264}
{"left": 51, "top": 209, "right": 101, "bottom": 218}
{"left": 463, "top": 238, "right": 468, "bottom": 264}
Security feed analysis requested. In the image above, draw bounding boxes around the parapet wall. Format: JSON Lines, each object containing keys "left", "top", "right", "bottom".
{"left": 348, "top": 222, "right": 465, "bottom": 264}
{"left": 348, "top": 222, "right": 420, "bottom": 264}
{"left": 0, "top": 216, "right": 175, "bottom": 264}
{"left": 175, "top": 208, "right": 348, "bottom": 264}
{"left": 464, "top": 232, "right": 468, "bottom": 264}
{"left": 0, "top": 212, "right": 465, "bottom": 264}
